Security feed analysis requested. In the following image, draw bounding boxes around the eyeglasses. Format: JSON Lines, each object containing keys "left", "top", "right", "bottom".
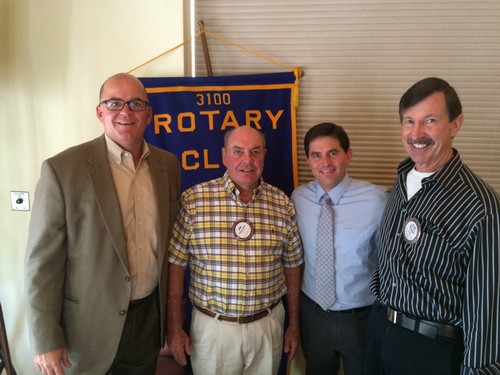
{"left": 99, "top": 99, "right": 149, "bottom": 112}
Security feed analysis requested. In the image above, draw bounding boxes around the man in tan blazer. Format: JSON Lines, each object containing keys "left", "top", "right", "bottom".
{"left": 25, "top": 73, "right": 181, "bottom": 375}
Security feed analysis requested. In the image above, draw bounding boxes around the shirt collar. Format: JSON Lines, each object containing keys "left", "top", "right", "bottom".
{"left": 397, "top": 148, "right": 462, "bottom": 190}
{"left": 223, "top": 171, "right": 262, "bottom": 201}
{"left": 314, "top": 174, "right": 351, "bottom": 205}
{"left": 104, "top": 134, "right": 150, "bottom": 165}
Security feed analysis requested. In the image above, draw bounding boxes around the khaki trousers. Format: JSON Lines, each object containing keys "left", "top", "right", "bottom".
{"left": 190, "top": 301, "right": 285, "bottom": 375}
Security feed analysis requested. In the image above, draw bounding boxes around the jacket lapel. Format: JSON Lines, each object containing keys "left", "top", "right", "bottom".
{"left": 86, "top": 135, "right": 129, "bottom": 270}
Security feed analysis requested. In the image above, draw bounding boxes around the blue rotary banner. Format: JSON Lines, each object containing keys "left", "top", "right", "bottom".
{"left": 139, "top": 72, "right": 299, "bottom": 195}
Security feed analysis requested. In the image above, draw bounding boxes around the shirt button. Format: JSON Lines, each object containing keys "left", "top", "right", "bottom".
{"left": 125, "top": 276, "right": 130, "bottom": 282}
{"left": 120, "top": 310, "right": 126, "bottom": 315}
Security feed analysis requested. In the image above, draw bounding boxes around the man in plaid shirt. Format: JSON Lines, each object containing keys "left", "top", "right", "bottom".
{"left": 167, "top": 126, "right": 304, "bottom": 375}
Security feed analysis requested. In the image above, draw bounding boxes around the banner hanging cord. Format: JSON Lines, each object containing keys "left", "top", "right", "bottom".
{"left": 128, "top": 30, "right": 302, "bottom": 75}
{"left": 127, "top": 30, "right": 302, "bottom": 107}
{"left": 202, "top": 31, "right": 302, "bottom": 108}
{"left": 204, "top": 31, "right": 294, "bottom": 71}
{"left": 127, "top": 32, "right": 201, "bottom": 74}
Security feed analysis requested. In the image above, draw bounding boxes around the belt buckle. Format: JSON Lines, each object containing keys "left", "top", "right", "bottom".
{"left": 388, "top": 308, "right": 398, "bottom": 323}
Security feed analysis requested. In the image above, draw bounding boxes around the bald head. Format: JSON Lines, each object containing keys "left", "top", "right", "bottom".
{"left": 99, "top": 73, "right": 148, "bottom": 102}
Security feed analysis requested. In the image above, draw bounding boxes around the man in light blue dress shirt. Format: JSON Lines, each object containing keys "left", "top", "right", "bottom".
{"left": 291, "top": 122, "right": 388, "bottom": 375}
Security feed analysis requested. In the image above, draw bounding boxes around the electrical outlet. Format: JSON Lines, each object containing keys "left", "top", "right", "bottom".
{"left": 10, "top": 191, "right": 30, "bottom": 211}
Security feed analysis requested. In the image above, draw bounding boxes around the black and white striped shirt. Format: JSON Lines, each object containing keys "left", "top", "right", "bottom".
{"left": 371, "top": 149, "right": 500, "bottom": 375}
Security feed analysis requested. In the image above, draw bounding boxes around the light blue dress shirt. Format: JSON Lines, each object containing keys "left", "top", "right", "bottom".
{"left": 291, "top": 175, "right": 388, "bottom": 310}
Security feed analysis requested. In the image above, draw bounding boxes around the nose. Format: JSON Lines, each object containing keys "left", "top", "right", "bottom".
{"left": 242, "top": 151, "right": 254, "bottom": 162}
{"left": 407, "top": 122, "right": 427, "bottom": 139}
{"left": 320, "top": 154, "right": 333, "bottom": 165}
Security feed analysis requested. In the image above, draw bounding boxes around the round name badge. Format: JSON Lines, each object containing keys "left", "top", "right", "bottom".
{"left": 403, "top": 217, "right": 421, "bottom": 244}
{"left": 233, "top": 220, "right": 254, "bottom": 241}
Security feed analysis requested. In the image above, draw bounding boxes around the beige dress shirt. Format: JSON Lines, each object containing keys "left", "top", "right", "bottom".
{"left": 105, "top": 135, "right": 158, "bottom": 300}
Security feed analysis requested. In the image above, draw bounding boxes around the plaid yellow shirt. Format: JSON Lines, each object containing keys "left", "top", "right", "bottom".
{"left": 168, "top": 172, "right": 304, "bottom": 316}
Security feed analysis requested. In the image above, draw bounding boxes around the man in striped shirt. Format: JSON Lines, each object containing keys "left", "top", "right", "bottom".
{"left": 166, "top": 126, "right": 304, "bottom": 375}
{"left": 364, "top": 77, "right": 500, "bottom": 375}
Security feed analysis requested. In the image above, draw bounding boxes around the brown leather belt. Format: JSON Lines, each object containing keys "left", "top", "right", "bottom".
{"left": 387, "top": 307, "right": 461, "bottom": 339}
{"left": 194, "top": 300, "right": 280, "bottom": 324}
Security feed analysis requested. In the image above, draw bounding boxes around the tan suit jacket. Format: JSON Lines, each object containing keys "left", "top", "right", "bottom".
{"left": 25, "top": 134, "right": 180, "bottom": 374}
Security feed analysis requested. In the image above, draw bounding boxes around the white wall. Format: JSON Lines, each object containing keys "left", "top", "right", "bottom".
{"left": 0, "top": 1, "right": 184, "bottom": 373}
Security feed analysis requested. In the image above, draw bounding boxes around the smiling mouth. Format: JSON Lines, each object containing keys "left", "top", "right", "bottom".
{"left": 408, "top": 139, "right": 435, "bottom": 149}
{"left": 412, "top": 143, "right": 428, "bottom": 149}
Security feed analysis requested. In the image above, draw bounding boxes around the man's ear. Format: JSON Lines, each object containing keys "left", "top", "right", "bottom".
{"left": 221, "top": 147, "right": 227, "bottom": 167}
{"left": 96, "top": 105, "right": 104, "bottom": 121}
{"left": 451, "top": 114, "right": 464, "bottom": 138}
{"left": 346, "top": 147, "right": 353, "bottom": 164}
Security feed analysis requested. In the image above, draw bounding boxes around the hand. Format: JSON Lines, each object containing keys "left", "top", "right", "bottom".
{"left": 167, "top": 328, "right": 191, "bottom": 366}
{"left": 34, "top": 347, "right": 72, "bottom": 375}
{"left": 283, "top": 324, "right": 300, "bottom": 363}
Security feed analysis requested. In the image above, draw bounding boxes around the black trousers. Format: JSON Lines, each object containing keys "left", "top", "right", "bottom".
{"left": 363, "top": 301, "right": 464, "bottom": 375}
{"left": 107, "top": 289, "right": 161, "bottom": 375}
{"left": 301, "top": 293, "right": 370, "bottom": 375}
